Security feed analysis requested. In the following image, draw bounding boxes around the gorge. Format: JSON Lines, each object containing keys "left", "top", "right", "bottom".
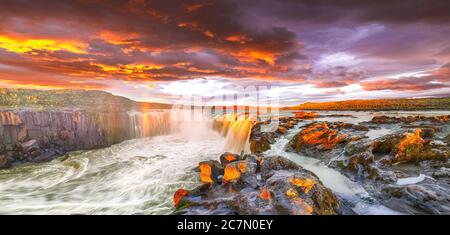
{"left": 0, "top": 89, "right": 449, "bottom": 215}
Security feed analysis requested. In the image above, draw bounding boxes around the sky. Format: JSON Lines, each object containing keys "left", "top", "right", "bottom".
{"left": 0, "top": 0, "right": 449, "bottom": 106}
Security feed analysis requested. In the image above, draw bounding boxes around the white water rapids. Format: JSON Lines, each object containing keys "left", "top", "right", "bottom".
{"left": 1, "top": 110, "right": 448, "bottom": 214}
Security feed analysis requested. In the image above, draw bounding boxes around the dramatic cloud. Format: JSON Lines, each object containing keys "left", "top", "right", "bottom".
{"left": 360, "top": 63, "right": 450, "bottom": 91}
{"left": 0, "top": 0, "right": 449, "bottom": 104}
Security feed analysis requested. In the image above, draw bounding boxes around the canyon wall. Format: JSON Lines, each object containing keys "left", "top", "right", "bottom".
{"left": 0, "top": 109, "right": 171, "bottom": 168}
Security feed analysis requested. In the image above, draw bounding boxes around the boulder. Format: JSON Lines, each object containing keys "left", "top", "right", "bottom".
{"left": 380, "top": 181, "right": 450, "bottom": 214}
{"left": 370, "top": 115, "right": 449, "bottom": 124}
{"left": 276, "top": 126, "right": 287, "bottom": 134}
{"left": 389, "top": 129, "right": 449, "bottom": 163}
{"left": 370, "top": 115, "right": 402, "bottom": 124}
{"left": 219, "top": 152, "right": 242, "bottom": 167}
{"left": 20, "top": 139, "right": 40, "bottom": 154}
{"left": 286, "top": 122, "right": 351, "bottom": 156}
{"left": 174, "top": 155, "right": 341, "bottom": 215}
{"left": 198, "top": 160, "right": 224, "bottom": 184}
{"left": 293, "top": 111, "right": 318, "bottom": 119}
{"left": 371, "top": 133, "right": 403, "bottom": 154}
{"left": 249, "top": 124, "right": 277, "bottom": 154}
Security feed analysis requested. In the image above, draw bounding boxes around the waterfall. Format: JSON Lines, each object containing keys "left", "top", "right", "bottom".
{"left": 127, "top": 111, "right": 172, "bottom": 138}
{"left": 213, "top": 114, "right": 255, "bottom": 154}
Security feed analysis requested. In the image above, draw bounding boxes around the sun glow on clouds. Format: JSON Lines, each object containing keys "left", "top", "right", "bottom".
{"left": 0, "top": 35, "right": 88, "bottom": 54}
{"left": 0, "top": 0, "right": 449, "bottom": 105}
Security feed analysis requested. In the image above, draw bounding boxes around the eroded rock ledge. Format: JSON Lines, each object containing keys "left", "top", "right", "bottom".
{"left": 278, "top": 114, "right": 449, "bottom": 214}
{"left": 173, "top": 153, "right": 348, "bottom": 215}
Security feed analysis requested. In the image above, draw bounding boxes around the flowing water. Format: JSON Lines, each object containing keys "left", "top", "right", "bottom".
{"left": 0, "top": 110, "right": 448, "bottom": 214}
{"left": 263, "top": 123, "right": 401, "bottom": 215}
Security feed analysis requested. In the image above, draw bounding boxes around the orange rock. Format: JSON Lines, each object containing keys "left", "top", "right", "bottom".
{"left": 237, "top": 161, "right": 247, "bottom": 173}
{"left": 199, "top": 162, "right": 213, "bottom": 183}
{"left": 223, "top": 164, "right": 241, "bottom": 183}
{"left": 259, "top": 187, "right": 272, "bottom": 200}
{"left": 277, "top": 126, "right": 287, "bottom": 134}
{"left": 224, "top": 154, "right": 236, "bottom": 162}
{"left": 292, "top": 198, "right": 313, "bottom": 215}
{"left": 293, "top": 111, "right": 318, "bottom": 119}
{"left": 299, "top": 122, "right": 348, "bottom": 150}
{"left": 286, "top": 188, "right": 299, "bottom": 198}
{"left": 290, "top": 177, "right": 316, "bottom": 194}
{"left": 173, "top": 188, "right": 188, "bottom": 207}
{"left": 396, "top": 129, "right": 424, "bottom": 161}
{"left": 285, "top": 187, "right": 313, "bottom": 215}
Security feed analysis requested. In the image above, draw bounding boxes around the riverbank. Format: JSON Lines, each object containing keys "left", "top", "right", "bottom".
{"left": 174, "top": 111, "right": 450, "bottom": 215}
{"left": 0, "top": 108, "right": 171, "bottom": 168}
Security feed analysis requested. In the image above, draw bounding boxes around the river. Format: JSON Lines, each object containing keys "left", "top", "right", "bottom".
{"left": 0, "top": 110, "right": 448, "bottom": 214}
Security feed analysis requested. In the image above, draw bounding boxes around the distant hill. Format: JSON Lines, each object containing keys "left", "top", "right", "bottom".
{"left": 283, "top": 98, "right": 450, "bottom": 111}
{"left": 0, "top": 88, "right": 172, "bottom": 112}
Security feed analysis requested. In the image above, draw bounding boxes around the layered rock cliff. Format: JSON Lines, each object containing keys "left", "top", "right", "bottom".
{"left": 0, "top": 109, "right": 172, "bottom": 168}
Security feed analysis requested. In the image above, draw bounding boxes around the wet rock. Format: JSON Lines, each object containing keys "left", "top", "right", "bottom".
{"left": 20, "top": 139, "right": 40, "bottom": 154}
{"left": 259, "top": 156, "right": 301, "bottom": 180}
{"left": 0, "top": 154, "right": 11, "bottom": 168}
{"left": 329, "top": 122, "right": 353, "bottom": 129}
{"left": 419, "top": 128, "right": 435, "bottom": 139}
{"left": 380, "top": 181, "right": 449, "bottom": 214}
{"left": 199, "top": 160, "right": 224, "bottom": 184}
{"left": 368, "top": 167, "right": 398, "bottom": 184}
{"left": 431, "top": 167, "right": 450, "bottom": 179}
{"left": 293, "top": 111, "right": 318, "bottom": 119}
{"left": 370, "top": 115, "right": 402, "bottom": 124}
{"left": 174, "top": 155, "right": 342, "bottom": 215}
{"left": 344, "top": 140, "right": 372, "bottom": 156}
{"left": 249, "top": 123, "right": 278, "bottom": 154}
{"left": 219, "top": 152, "right": 242, "bottom": 166}
{"left": 352, "top": 125, "right": 369, "bottom": 131}
{"left": 276, "top": 126, "right": 287, "bottom": 134}
{"left": 387, "top": 129, "right": 449, "bottom": 164}
{"left": 343, "top": 152, "right": 375, "bottom": 171}
{"left": 286, "top": 122, "right": 351, "bottom": 156}
{"left": 371, "top": 133, "right": 403, "bottom": 154}
{"left": 402, "top": 125, "right": 440, "bottom": 138}
{"left": 223, "top": 161, "right": 246, "bottom": 183}
{"left": 370, "top": 115, "right": 449, "bottom": 124}
{"left": 321, "top": 114, "right": 356, "bottom": 118}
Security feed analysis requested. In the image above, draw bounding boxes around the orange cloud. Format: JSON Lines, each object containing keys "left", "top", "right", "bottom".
{"left": 97, "top": 31, "right": 141, "bottom": 46}
{"left": 0, "top": 35, "right": 88, "bottom": 54}
{"left": 225, "top": 35, "right": 250, "bottom": 44}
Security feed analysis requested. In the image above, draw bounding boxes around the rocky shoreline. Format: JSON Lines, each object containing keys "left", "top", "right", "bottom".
{"left": 174, "top": 112, "right": 450, "bottom": 215}
{"left": 173, "top": 154, "right": 349, "bottom": 215}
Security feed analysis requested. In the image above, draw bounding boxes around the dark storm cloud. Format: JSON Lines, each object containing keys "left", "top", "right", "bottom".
{"left": 246, "top": 0, "right": 450, "bottom": 24}
{"left": 0, "top": 0, "right": 304, "bottom": 84}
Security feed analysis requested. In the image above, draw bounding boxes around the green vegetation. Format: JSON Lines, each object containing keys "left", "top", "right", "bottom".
{"left": 0, "top": 88, "right": 172, "bottom": 112}
{"left": 284, "top": 98, "right": 450, "bottom": 110}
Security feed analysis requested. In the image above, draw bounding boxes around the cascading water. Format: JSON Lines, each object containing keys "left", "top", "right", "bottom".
{"left": 127, "top": 111, "right": 172, "bottom": 138}
{"left": 0, "top": 109, "right": 223, "bottom": 214}
{"left": 212, "top": 114, "right": 255, "bottom": 154}
{"left": 1, "top": 110, "right": 445, "bottom": 214}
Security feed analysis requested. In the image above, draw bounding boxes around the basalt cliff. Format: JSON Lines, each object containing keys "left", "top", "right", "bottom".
{"left": 0, "top": 88, "right": 172, "bottom": 168}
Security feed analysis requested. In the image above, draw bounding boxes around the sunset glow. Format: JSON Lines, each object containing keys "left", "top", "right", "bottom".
{"left": 0, "top": 0, "right": 449, "bottom": 105}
